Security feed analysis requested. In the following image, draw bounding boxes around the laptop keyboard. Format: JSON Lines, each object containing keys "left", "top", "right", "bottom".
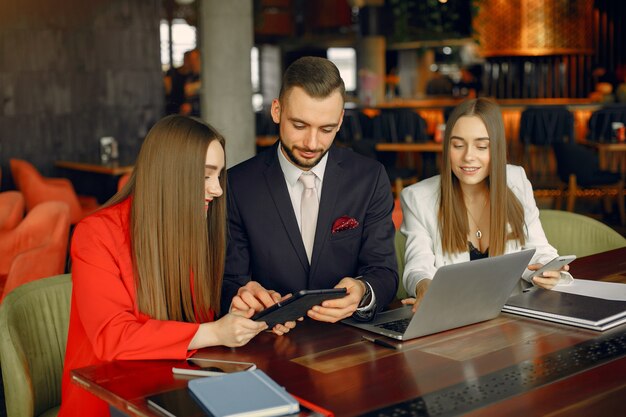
{"left": 375, "top": 317, "right": 411, "bottom": 333}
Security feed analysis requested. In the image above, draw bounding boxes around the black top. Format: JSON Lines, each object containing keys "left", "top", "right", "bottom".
{"left": 469, "top": 242, "right": 489, "bottom": 261}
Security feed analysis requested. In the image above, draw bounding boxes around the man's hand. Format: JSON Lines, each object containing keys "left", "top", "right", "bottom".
{"left": 307, "top": 277, "right": 366, "bottom": 323}
{"left": 401, "top": 279, "right": 431, "bottom": 313}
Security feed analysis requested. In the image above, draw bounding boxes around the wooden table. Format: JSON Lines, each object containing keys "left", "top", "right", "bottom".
{"left": 71, "top": 247, "right": 626, "bottom": 417}
{"left": 55, "top": 160, "right": 134, "bottom": 176}
{"left": 375, "top": 142, "right": 443, "bottom": 153}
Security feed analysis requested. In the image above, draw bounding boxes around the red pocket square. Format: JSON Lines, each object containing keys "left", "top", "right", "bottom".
{"left": 332, "top": 216, "right": 359, "bottom": 234}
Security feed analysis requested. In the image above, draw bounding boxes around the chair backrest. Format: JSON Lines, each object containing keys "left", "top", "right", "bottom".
{"left": 587, "top": 105, "right": 626, "bottom": 142}
{"left": 337, "top": 109, "right": 363, "bottom": 143}
{"left": 9, "top": 159, "right": 43, "bottom": 194}
{"left": 0, "top": 202, "right": 70, "bottom": 300}
{"left": 552, "top": 142, "right": 601, "bottom": 183}
{"left": 519, "top": 106, "right": 575, "bottom": 145}
{"left": 10, "top": 158, "right": 83, "bottom": 223}
{"left": 395, "top": 109, "right": 429, "bottom": 143}
{"left": 539, "top": 210, "right": 626, "bottom": 258}
{"left": 0, "top": 191, "right": 25, "bottom": 233}
{"left": 0, "top": 273, "right": 72, "bottom": 417}
{"left": 395, "top": 230, "right": 409, "bottom": 299}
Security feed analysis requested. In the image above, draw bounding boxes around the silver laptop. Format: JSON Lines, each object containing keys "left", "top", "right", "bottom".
{"left": 343, "top": 249, "right": 536, "bottom": 340}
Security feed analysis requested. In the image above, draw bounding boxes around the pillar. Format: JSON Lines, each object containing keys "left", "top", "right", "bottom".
{"left": 356, "top": 1, "right": 385, "bottom": 106}
{"left": 199, "top": 0, "right": 254, "bottom": 168}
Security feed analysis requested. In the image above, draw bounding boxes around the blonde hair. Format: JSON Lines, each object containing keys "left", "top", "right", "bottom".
{"left": 107, "top": 115, "right": 226, "bottom": 321}
{"left": 439, "top": 98, "right": 525, "bottom": 256}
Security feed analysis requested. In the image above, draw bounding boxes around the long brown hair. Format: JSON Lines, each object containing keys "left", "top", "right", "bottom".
{"left": 439, "top": 98, "right": 525, "bottom": 256}
{"left": 107, "top": 115, "right": 226, "bottom": 321}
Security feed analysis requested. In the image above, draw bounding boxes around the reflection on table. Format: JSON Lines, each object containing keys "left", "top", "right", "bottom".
{"left": 71, "top": 248, "right": 626, "bottom": 417}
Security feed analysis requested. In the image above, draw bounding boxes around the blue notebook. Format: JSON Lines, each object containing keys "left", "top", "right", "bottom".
{"left": 188, "top": 369, "right": 300, "bottom": 417}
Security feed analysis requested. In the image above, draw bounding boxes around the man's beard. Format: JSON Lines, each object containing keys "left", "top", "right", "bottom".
{"left": 280, "top": 139, "right": 330, "bottom": 169}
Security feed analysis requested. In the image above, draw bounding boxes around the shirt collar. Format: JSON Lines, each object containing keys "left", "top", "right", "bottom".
{"left": 277, "top": 142, "right": 328, "bottom": 186}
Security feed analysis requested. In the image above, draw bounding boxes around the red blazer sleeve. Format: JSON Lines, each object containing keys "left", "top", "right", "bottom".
{"left": 70, "top": 214, "right": 200, "bottom": 361}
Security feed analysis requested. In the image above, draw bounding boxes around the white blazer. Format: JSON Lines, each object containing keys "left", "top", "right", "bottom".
{"left": 400, "top": 164, "right": 572, "bottom": 297}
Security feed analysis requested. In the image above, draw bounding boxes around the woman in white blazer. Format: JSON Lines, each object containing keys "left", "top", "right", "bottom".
{"left": 400, "top": 98, "right": 572, "bottom": 310}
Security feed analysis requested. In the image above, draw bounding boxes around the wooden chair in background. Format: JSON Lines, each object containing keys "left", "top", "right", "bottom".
{"left": 519, "top": 106, "right": 575, "bottom": 188}
{"left": 552, "top": 142, "right": 625, "bottom": 225}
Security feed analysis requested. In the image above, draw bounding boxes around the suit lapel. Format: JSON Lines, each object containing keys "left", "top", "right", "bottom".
{"left": 263, "top": 147, "right": 310, "bottom": 273}
{"left": 310, "top": 148, "right": 341, "bottom": 275}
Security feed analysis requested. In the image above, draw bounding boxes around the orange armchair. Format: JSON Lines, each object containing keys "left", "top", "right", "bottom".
{"left": 0, "top": 191, "right": 25, "bottom": 232}
{"left": 0, "top": 201, "right": 71, "bottom": 302}
{"left": 10, "top": 159, "right": 99, "bottom": 224}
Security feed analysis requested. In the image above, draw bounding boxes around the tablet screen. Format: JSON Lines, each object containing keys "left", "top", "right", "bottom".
{"left": 252, "top": 288, "right": 347, "bottom": 327}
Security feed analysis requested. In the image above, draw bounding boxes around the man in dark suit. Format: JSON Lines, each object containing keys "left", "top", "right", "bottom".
{"left": 223, "top": 57, "right": 397, "bottom": 331}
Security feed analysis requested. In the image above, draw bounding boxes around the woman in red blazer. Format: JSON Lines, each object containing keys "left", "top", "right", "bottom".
{"left": 59, "top": 115, "right": 268, "bottom": 417}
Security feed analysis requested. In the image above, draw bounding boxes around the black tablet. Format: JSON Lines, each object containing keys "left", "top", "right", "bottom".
{"left": 252, "top": 288, "right": 347, "bottom": 327}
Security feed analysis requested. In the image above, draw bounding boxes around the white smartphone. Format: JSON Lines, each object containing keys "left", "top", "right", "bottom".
{"left": 530, "top": 255, "right": 576, "bottom": 278}
{"left": 172, "top": 358, "right": 256, "bottom": 377}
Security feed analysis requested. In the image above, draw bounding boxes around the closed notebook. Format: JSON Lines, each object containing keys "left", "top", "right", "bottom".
{"left": 503, "top": 288, "right": 626, "bottom": 331}
{"left": 188, "top": 369, "right": 300, "bottom": 417}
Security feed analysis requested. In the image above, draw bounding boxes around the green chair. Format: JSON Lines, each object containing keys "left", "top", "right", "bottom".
{"left": 0, "top": 274, "right": 72, "bottom": 417}
{"left": 395, "top": 230, "right": 409, "bottom": 299}
{"left": 539, "top": 210, "right": 626, "bottom": 258}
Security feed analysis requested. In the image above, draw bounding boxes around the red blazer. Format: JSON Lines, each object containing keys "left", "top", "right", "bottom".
{"left": 59, "top": 198, "right": 214, "bottom": 417}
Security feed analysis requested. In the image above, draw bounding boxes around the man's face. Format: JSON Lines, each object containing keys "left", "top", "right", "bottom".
{"left": 271, "top": 86, "right": 344, "bottom": 170}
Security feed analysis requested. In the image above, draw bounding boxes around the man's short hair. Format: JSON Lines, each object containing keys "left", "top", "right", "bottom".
{"left": 279, "top": 56, "right": 346, "bottom": 102}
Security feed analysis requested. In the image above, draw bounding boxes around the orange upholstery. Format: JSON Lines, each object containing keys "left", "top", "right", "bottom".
{"left": 117, "top": 173, "right": 131, "bottom": 192}
{"left": 0, "top": 201, "right": 71, "bottom": 302}
{"left": 9, "top": 159, "right": 99, "bottom": 224}
{"left": 0, "top": 191, "right": 25, "bottom": 232}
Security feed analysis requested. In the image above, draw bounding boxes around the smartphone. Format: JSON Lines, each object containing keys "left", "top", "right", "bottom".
{"left": 530, "top": 255, "right": 576, "bottom": 278}
{"left": 172, "top": 358, "right": 256, "bottom": 377}
{"left": 252, "top": 288, "right": 347, "bottom": 327}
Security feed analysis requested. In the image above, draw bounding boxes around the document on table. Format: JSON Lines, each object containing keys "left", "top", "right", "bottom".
{"left": 553, "top": 279, "right": 626, "bottom": 301}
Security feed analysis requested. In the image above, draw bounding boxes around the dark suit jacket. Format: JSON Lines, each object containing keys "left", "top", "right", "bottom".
{"left": 222, "top": 143, "right": 398, "bottom": 316}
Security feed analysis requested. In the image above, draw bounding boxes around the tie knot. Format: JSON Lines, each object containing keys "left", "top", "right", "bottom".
{"left": 299, "top": 172, "right": 316, "bottom": 189}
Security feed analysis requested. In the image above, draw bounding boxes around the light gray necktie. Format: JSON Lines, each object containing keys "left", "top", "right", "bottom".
{"left": 298, "top": 172, "right": 318, "bottom": 263}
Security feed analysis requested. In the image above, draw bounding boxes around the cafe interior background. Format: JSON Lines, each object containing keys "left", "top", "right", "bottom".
{"left": 1, "top": 0, "right": 626, "bottom": 415}
{"left": 0, "top": 0, "right": 625, "bottom": 232}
